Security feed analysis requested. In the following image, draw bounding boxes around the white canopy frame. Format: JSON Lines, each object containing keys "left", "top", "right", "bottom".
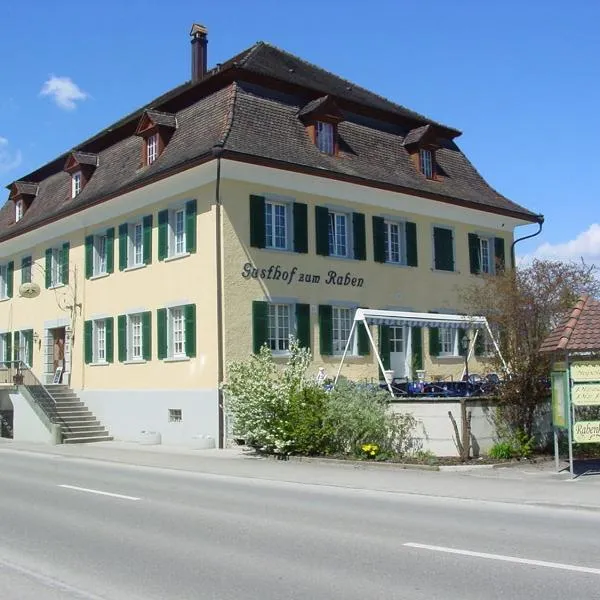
{"left": 333, "top": 309, "right": 507, "bottom": 395}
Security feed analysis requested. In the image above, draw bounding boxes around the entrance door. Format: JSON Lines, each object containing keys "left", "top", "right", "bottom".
{"left": 389, "top": 326, "right": 408, "bottom": 378}
{"left": 45, "top": 327, "right": 66, "bottom": 384}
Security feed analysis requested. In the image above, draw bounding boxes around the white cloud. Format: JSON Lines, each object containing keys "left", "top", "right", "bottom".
{"left": 521, "top": 224, "right": 600, "bottom": 265}
{"left": 0, "top": 137, "right": 22, "bottom": 173}
{"left": 40, "top": 75, "right": 88, "bottom": 110}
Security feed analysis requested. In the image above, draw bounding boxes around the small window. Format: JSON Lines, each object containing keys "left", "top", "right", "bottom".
{"left": 93, "top": 320, "right": 107, "bottom": 363}
{"left": 328, "top": 212, "right": 349, "bottom": 257}
{"left": 268, "top": 303, "right": 291, "bottom": 352}
{"left": 389, "top": 327, "right": 404, "bottom": 353}
{"left": 130, "top": 222, "right": 144, "bottom": 267}
{"left": 316, "top": 121, "right": 335, "bottom": 154}
{"left": 0, "top": 333, "right": 7, "bottom": 366}
{"left": 439, "top": 328, "right": 457, "bottom": 356}
{"left": 147, "top": 134, "right": 159, "bottom": 165}
{"left": 15, "top": 331, "right": 31, "bottom": 366}
{"left": 72, "top": 171, "right": 82, "bottom": 198}
{"left": 332, "top": 306, "right": 353, "bottom": 355}
{"left": 384, "top": 221, "right": 407, "bottom": 264}
{"left": 169, "top": 307, "right": 186, "bottom": 358}
{"left": 128, "top": 314, "right": 143, "bottom": 361}
{"left": 50, "top": 248, "right": 63, "bottom": 287}
{"left": 15, "top": 200, "right": 24, "bottom": 222}
{"left": 265, "top": 202, "right": 288, "bottom": 250}
{"left": 479, "top": 237, "right": 492, "bottom": 274}
{"left": 93, "top": 234, "right": 108, "bottom": 276}
{"left": 419, "top": 149, "right": 434, "bottom": 178}
{"left": 169, "top": 408, "right": 182, "bottom": 423}
{"left": 168, "top": 209, "right": 186, "bottom": 257}
{"left": 0, "top": 265, "right": 8, "bottom": 300}
{"left": 21, "top": 256, "right": 32, "bottom": 285}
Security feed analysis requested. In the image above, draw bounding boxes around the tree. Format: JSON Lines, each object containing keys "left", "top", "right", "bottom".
{"left": 461, "top": 259, "right": 600, "bottom": 437}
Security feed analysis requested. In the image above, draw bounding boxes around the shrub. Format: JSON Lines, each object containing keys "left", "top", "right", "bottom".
{"left": 489, "top": 442, "right": 514, "bottom": 460}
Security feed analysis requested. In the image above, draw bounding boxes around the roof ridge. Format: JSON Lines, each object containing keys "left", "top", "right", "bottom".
{"left": 253, "top": 42, "right": 458, "bottom": 133}
{"left": 238, "top": 41, "right": 264, "bottom": 67}
{"left": 557, "top": 295, "right": 589, "bottom": 350}
{"left": 217, "top": 82, "right": 239, "bottom": 148}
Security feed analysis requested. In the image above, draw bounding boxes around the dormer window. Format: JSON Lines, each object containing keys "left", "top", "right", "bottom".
{"left": 15, "top": 200, "right": 24, "bottom": 222}
{"left": 316, "top": 122, "right": 335, "bottom": 155}
{"left": 147, "top": 134, "right": 159, "bottom": 165}
{"left": 419, "top": 149, "right": 434, "bottom": 179}
{"left": 72, "top": 171, "right": 82, "bottom": 198}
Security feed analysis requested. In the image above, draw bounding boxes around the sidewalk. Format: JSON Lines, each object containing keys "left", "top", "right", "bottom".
{"left": 2, "top": 438, "right": 600, "bottom": 512}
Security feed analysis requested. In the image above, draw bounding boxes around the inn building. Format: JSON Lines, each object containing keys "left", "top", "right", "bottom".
{"left": 0, "top": 25, "right": 540, "bottom": 446}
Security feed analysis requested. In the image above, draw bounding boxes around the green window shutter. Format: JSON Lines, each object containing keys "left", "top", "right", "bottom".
{"left": 21, "top": 256, "right": 31, "bottom": 284}
{"left": 5, "top": 333, "right": 12, "bottom": 368}
{"left": 315, "top": 206, "right": 330, "bottom": 256}
{"left": 105, "top": 229, "right": 114, "bottom": 274}
{"left": 157, "top": 308, "right": 167, "bottom": 359}
{"left": 142, "top": 311, "right": 152, "bottom": 360}
{"left": 295, "top": 303, "right": 311, "bottom": 349}
{"left": 25, "top": 329, "right": 33, "bottom": 367}
{"left": 429, "top": 327, "right": 441, "bottom": 357}
{"left": 118, "top": 315, "right": 127, "bottom": 362}
{"left": 6, "top": 261, "right": 14, "bottom": 298}
{"left": 293, "top": 202, "right": 308, "bottom": 253}
{"left": 249, "top": 195, "right": 266, "bottom": 249}
{"left": 357, "top": 316, "right": 370, "bottom": 356}
{"left": 105, "top": 317, "right": 114, "bottom": 363}
{"left": 318, "top": 304, "right": 333, "bottom": 355}
{"left": 406, "top": 221, "right": 418, "bottom": 267}
{"left": 475, "top": 330, "right": 485, "bottom": 357}
{"left": 118, "top": 224, "right": 128, "bottom": 271}
{"left": 13, "top": 332, "right": 19, "bottom": 362}
{"left": 185, "top": 199, "right": 197, "bottom": 254}
{"left": 372, "top": 216, "right": 386, "bottom": 263}
{"left": 433, "top": 227, "right": 454, "bottom": 271}
{"left": 61, "top": 243, "right": 70, "bottom": 285}
{"left": 468, "top": 233, "right": 480, "bottom": 274}
{"left": 85, "top": 236, "right": 94, "bottom": 279}
{"left": 252, "top": 301, "right": 269, "bottom": 354}
{"left": 184, "top": 304, "right": 196, "bottom": 358}
{"left": 45, "top": 248, "right": 52, "bottom": 288}
{"left": 143, "top": 215, "right": 153, "bottom": 265}
{"left": 379, "top": 326, "right": 391, "bottom": 371}
{"left": 84, "top": 321, "right": 92, "bottom": 364}
{"left": 411, "top": 327, "right": 423, "bottom": 371}
{"left": 494, "top": 237, "right": 506, "bottom": 273}
{"left": 352, "top": 212, "right": 366, "bottom": 260}
{"left": 158, "top": 210, "right": 169, "bottom": 261}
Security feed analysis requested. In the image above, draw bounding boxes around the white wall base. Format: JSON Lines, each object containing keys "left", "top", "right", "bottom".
{"left": 3, "top": 391, "right": 57, "bottom": 444}
{"left": 78, "top": 389, "right": 219, "bottom": 446}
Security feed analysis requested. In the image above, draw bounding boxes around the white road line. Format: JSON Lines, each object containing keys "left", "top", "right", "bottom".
{"left": 58, "top": 484, "right": 140, "bottom": 501}
{"left": 404, "top": 543, "right": 600, "bottom": 576}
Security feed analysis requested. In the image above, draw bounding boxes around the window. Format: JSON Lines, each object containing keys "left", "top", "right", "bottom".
{"left": 157, "top": 304, "right": 195, "bottom": 359}
{"left": 433, "top": 226, "right": 455, "bottom": 272}
{"left": 316, "top": 121, "right": 335, "bottom": 154}
{"left": 129, "top": 314, "right": 143, "bottom": 361}
{"left": 0, "top": 334, "right": 7, "bottom": 366}
{"left": 328, "top": 212, "right": 349, "bottom": 257}
{"left": 479, "top": 237, "right": 491, "bottom": 274}
{"left": 384, "top": 221, "right": 406, "bottom": 264}
{"left": 439, "top": 328, "right": 457, "bottom": 356}
{"left": 50, "top": 248, "right": 62, "bottom": 287}
{"left": 171, "top": 209, "right": 185, "bottom": 257}
{"left": 332, "top": 307, "right": 353, "bottom": 354}
{"left": 131, "top": 222, "right": 144, "bottom": 267}
{"left": 419, "top": 149, "right": 434, "bottom": 179}
{"left": 21, "top": 256, "right": 32, "bottom": 284}
{"left": 268, "top": 304, "right": 291, "bottom": 352}
{"left": 390, "top": 327, "right": 404, "bottom": 353}
{"left": 15, "top": 200, "right": 24, "bottom": 222}
{"left": 16, "top": 333, "right": 29, "bottom": 366}
{"left": 469, "top": 233, "right": 505, "bottom": 275}
{"left": 265, "top": 202, "right": 288, "bottom": 250}
{"left": 147, "top": 134, "right": 159, "bottom": 165}
{"left": 169, "top": 307, "right": 185, "bottom": 358}
{"left": 158, "top": 201, "right": 197, "bottom": 261}
{"left": 0, "top": 265, "right": 7, "bottom": 299}
{"left": 72, "top": 171, "right": 82, "bottom": 198}
{"left": 94, "top": 320, "right": 107, "bottom": 363}
{"left": 94, "top": 234, "right": 108, "bottom": 276}
{"left": 169, "top": 408, "right": 182, "bottom": 423}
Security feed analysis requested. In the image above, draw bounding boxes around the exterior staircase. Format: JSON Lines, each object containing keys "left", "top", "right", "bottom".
{"left": 45, "top": 384, "right": 113, "bottom": 444}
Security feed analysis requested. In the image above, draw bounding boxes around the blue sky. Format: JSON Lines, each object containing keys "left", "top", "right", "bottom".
{"left": 1, "top": 0, "right": 598, "bottom": 261}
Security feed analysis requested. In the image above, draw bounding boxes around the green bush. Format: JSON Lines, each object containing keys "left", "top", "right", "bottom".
{"left": 489, "top": 442, "right": 514, "bottom": 460}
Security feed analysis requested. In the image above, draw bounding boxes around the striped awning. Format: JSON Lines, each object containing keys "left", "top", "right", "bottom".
{"left": 355, "top": 309, "right": 488, "bottom": 330}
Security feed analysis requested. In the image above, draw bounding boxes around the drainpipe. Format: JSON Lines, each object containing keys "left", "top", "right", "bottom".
{"left": 510, "top": 214, "right": 544, "bottom": 268}
{"left": 212, "top": 146, "right": 225, "bottom": 448}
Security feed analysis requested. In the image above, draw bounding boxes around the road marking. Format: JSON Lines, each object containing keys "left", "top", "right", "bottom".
{"left": 58, "top": 484, "right": 140, "bottom": 501}
{"left": 404, "top": 543, "right": 600, "bottom": 575}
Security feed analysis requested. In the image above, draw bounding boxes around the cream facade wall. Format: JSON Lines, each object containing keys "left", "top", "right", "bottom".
{"left": 220, "top": 165, "right": 515, "bottom": 383}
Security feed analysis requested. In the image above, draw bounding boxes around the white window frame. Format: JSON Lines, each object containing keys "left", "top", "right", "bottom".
{"left": 93, "top": 234, "right": 108, "bottom": 276}
{"left": 128, "top": 313, "right": 143, "bottom": 361}
{"left": 316, "top": 121, "right": 335, "bottom": 154}
{"left": 71, "top": 171, "right": 82, "bottom": 198}
{"left": 479, "top": 236, "right": 494, "bottom": 274}
{"left": 129, "top": 222, "right": 144, "bottom": 268}
{"left": 384, "top": 220, "right": 407, "bottom": 265}
{"left": 15, "top": 200, "right": 24, "bottom": 222}
{"left": 267, "top": 303, "right": 293, "bottom": 353}
{"left": 0, "top": 334, "right": 6, "bottom": 366}
{"left": 21, "top": 256, "right": 32, "bottom": 284}
{"left": 265, "top": 201, "right": 289, "bottom": 250}
{"left": 168, "top": 209, "right": 186, "bottom": 258}
{"left": 0, "top": 265, "right": 7, "bottom": 300}
{"left": 147, "top": 134, "right": 159, "bottom": 165}
{"left": 50, "top": 247, "right": 62, "bottom": 287}
{"left": 328, "top": 211, "right": 350, "bottom": 258}
{"left": 332, "top": 306, "right": 356, "bottom": 356}
{"left": 93, "top": 319, "right": 107, "bottom": 364}
{"left": 420, "top": 148, "right": 433, "bottom": 178}
{"left": 17, "top": 333, "right": 29, "bottom": 367}
{"left": 168, "top": 307, "right": 186, "bottom": 359}
{"left": 439, "top": 328, "right": 459, "bottom": 357}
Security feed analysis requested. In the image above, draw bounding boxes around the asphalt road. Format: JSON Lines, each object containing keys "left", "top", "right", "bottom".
{"left": 1, "top": 451, "right": 599, "bottom": 600}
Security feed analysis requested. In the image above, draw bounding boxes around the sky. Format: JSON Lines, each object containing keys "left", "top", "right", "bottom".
{"left": 1, "top": 0, "right": 599, "bottom": 261}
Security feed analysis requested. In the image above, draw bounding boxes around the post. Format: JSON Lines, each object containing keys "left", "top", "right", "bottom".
{"left": 362, "top": 319, "right": 393, "bottom": 395}
{"left": 333, "top": 320, "right": 357, "bottom": 387}
{"left": 553, "top": 428, "right": 560, "bottom": 471}
{"left": 567, "top": 357, "right": 574, "bottom": 478}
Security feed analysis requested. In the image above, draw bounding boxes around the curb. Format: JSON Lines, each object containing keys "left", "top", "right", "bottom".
{"left": 263, "top": 454, "right": 440, "bottom": 472}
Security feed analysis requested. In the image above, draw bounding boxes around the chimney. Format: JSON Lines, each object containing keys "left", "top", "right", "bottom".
{"left": 190, "top": 24, "right": 208, "bottom": 83}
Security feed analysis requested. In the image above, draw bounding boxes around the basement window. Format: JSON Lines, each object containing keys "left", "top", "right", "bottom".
{"left": 169, "top": 408, "right": 182, "bottom": 423}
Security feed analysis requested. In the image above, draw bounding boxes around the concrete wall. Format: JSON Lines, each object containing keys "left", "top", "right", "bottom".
{"left": 1, "top": 391, "right": 56, "bottom": 444}
{"left": 79, "top": 388, "right": 219, "bottom": 446}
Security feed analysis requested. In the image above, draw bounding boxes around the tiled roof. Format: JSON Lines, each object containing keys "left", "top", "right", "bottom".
{"left": 10, "top": 181, "right": 39, "bottom": 196}
{"left": 403, "top": 125, "right": 432, "bottom": 147}
{"left": 298, "top": 95, "right": 331, "bottom": 118}
{"left": 0, "top": 42, "right": 539, "bottom": 243}
{"left": 144, "top": 110, "right": 177, "bottom": 129}
{"left": 540, "top": 296, "right": 600, "bottom": 353}
{"left": 71, "top": 152, "right": 99, "bottom": 167}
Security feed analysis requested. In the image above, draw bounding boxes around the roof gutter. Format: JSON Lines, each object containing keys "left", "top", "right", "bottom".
{"left": 510, "top": 214, "right": 545, "bottom": 268}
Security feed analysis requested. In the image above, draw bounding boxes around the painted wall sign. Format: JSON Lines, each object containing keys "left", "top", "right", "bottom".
{"left": 551, "top": 370, "right": 569, "bottom": 429}
{"left": 570, "top": 361, "right": 600, "bottom": 383}
{"left": 572, "top": 383, "right": 600, "bottom": 406}
{"left": 241, "top": 262, "right": 365, "bottom": 288}
{"left": 573, "top": 421, "right": 600, "bottom": 443}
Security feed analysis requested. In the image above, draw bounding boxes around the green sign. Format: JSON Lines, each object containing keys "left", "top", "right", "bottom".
{"left": 551, "top": 370, "right": 569, "bottom": 429}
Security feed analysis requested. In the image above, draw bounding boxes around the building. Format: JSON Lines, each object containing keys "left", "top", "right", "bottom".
{"left": 0, "top": 25, "right": 540, "bottom": 446}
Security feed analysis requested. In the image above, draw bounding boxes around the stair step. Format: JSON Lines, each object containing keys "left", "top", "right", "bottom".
{"left": 63, "top": 436, "right": 113, "bottom": 444}
{"left": 58, "top": 416, "right": 98, "bottom": 423}
{"left": 57, "top": 411, "right": 93, "bottom": 418}
{"left": 54, "top": 401, "right": 84, "bottom": 407}
{"left": 63, "top": 428, "right": 109, "bottom": 438}
{"left": 52, "top": 394, "right": 80, "bottom": 401}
